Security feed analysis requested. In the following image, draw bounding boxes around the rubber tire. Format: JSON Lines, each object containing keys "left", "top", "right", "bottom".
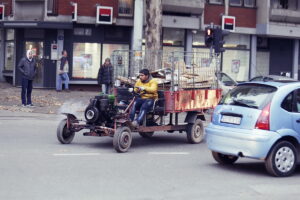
{"left": 139, "top": 132, "right": 154, "bottom": 138}
{"left": 84, "top": 106, "right": 99, "bottom": 123}
{"left": 186, "top": 119, "right": 204, "bottom": 144}
{"left": 113, "top": 127, "right": 132, "bottom": 153}
{"left": 212, "top": 151, "right": 238, "bottom": 165}
{"left": 57, "top": 119, "right": 75, "bottom": 144}
{"left": 265, "top": 141, "right": 297, "bottom": 177}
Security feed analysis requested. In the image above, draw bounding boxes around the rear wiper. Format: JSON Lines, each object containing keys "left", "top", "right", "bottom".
{"left": 231, "top": 99, "right": 258, "bottom": 109}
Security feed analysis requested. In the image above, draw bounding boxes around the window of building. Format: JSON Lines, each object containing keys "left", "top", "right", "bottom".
{"left": 118, "top": 0, "right": 134, "bottom": 17}
{"left": 163, "top": 28, "right": 185, "bottom": 46}
{"left": 229, "top": 0, "right": 242, "bottom": 6}
{"left": 4, "top": 29, "right": 15, "bottom": 71}
{"left": 244, "top": 0, "right": 255, "bottom": 7}
{"left": 72, "top": 43, "right": 101, "bottom": 79}
{"left": 271, "top": 0, "right": 296, "bottom": 10}
{"left": 47, "top": 0, "right": 58, "bottom": 15}
{"left": 208, "top": 0, "right": 224, "bottom": 4}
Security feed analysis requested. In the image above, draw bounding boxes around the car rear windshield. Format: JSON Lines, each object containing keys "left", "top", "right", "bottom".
{"left": 219, "top": 84, "right": 277, "bottom": 109}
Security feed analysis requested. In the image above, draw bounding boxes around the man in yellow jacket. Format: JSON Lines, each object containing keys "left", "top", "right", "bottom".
{"left": 130, "top": 69, "right": 158, "bottom": 127}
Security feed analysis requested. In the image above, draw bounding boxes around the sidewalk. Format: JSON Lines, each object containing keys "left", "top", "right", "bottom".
{"left": 0, "top": 82, "right": 99, "bottom": 115}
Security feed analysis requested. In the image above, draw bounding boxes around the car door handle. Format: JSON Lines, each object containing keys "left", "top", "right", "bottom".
{"left": 297, "top": 119, "right": 300, "bottom": 123}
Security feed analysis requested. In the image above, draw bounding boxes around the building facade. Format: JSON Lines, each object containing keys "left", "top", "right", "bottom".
{"left": 0, "top": 0, "right": 299, "bottom": 88}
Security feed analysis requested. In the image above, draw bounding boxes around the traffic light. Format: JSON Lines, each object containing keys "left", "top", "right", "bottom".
{"left": 205, "top": 27, "right": 214, "bottom": 47}
{"left": 213, "top": 27, "right": 229, "bottom": 54}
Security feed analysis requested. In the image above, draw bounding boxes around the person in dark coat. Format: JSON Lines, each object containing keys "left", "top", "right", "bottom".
{"left": 97, "top": 58, "right": 113, "bottom": 94}
{"left": 18, "top": 50, "right": 37, "bottom": 107}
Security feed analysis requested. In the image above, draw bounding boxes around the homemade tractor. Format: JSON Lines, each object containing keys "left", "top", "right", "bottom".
{"left": 57, "top": 51, "right": 222, "bottom": 152}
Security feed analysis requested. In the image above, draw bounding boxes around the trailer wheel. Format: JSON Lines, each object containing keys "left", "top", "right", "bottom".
{"left": 139, "top": 132, "right": 154, "bottom": 138}
{"left": 57, "top": 119, "right": 75, "bottom": 144}
{"left": 186, "top": 119, "right": 204, "bottom": 144}
{"left": 113, "top": 127, "right": 132, "bottom": 153}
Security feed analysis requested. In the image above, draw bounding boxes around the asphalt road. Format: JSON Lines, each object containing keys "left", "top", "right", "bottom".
{"left": 0, "top": 110, "right": 300, "bottom": 200}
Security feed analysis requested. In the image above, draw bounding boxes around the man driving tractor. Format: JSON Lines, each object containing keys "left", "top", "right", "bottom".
{"left": 130, "top": 69, "right": 158, "bottom": 127}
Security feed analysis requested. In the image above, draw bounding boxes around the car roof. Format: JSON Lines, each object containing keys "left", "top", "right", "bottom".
{"left": 238, "top": 80, "right": 300, "bottom": 88}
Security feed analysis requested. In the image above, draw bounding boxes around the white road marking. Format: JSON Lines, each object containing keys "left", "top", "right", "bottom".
{"left": 148, "top": 152, "right": 190, "bottom": 155}
{"left": 53, "top": 153, "right": 101, "bottom": 156}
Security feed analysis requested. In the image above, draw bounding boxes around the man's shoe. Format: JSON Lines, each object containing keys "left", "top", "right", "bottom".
{"left": 27, "top": 104, "right": 35, "bottom": 108}
{"left": 56, "top": 90, "right": 62, "bottom": 92}
{"left": 21, "top": 104, "right": 26, "bottom": 107}
{"left": 65, "top": 89, "right": 70, "bottom": 93}
{"left": 132, "top": 120, "right": 139, "bottom": 128}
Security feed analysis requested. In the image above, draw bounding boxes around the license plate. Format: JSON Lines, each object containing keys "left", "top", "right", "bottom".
{"left": 221, "top": 115, "right": 241, "bottom": 125}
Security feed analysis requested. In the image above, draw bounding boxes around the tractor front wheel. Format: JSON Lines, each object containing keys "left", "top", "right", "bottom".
{"left": 113, "top": 127, "right": 132, "bottom": 153}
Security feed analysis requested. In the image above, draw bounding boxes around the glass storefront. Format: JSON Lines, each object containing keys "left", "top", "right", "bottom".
{"left": 72, "top": 43, "right": 101, "bottom": 79}
{"left": 25, "top": 41, "right": 44, "bottom": 87}
{"left": 4, "top": 29, "right": 15, "bottom": 71}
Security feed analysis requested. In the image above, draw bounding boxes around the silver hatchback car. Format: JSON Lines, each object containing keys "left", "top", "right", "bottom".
{"left": 205, "top": 81, "right": 300, "bottom": 177}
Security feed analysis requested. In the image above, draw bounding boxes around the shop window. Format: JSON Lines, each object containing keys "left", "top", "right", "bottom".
{"left": 208, "top": 0, "right": 224, "bottom": 4}
{"left": 222, "top": 49, "right": 250, "bottom": 82}
{"left": 4, "top": 42, "right": 14, "bottom": 71}
{"left": 103, "top": 44, "right": 130, "bottom": 77}
{"left": 4, "top": 29, "right": 15, "bottom": 71}
{"left": 47, "top": 0, "right": 58, "bottom": 15}
{"left": 163, "top": 28, "right": 185, "bottom": 46}
{"left": 118, "top": 0, "right": 133, "bottom": 17}
{"left": 72, "top": 43, "right": 101, "bottom": 79}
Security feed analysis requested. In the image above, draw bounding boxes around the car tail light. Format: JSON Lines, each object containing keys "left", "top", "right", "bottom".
{"left": 255, "top": 103, "right": 271, "bottom": 130}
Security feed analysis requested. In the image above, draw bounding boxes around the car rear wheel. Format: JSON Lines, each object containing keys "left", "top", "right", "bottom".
{"left": 212, "top": 151, "right": 238, "bottom": 164}
{"left": 265, "top": 141, "right": 297, "bottom": 177}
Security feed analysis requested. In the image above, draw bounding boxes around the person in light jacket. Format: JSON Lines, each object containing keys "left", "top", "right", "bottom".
{"left": 18, "top": 50, "right": 37, "bottom": 107}
{"left": 56, "top": 50, "right": 70, "bottom": 92}
{"left": 97, "top": 58, "right": 114, "bottom": 94}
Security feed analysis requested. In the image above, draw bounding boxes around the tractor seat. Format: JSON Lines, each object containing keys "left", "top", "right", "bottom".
{"left": 151, "top": 90, "right": 165, "bottom": 115}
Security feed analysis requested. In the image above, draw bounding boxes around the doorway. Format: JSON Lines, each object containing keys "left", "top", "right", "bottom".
{"left": 25, "top": 41, "right": 44, "bottom": 87}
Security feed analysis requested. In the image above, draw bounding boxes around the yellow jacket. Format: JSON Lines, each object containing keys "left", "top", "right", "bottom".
{"left": 134, "top": 78, "right": 158, "bottom": 99}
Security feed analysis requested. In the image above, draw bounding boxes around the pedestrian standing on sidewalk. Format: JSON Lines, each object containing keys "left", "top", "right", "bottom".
{"left": 97, "top": 58, "right": 113, "bottom": 94}
{"left": 18, "top": 50, "right": 37, "bottom": 107}
{"left": 56, "top": 50, "right": 70, "bottom": 92}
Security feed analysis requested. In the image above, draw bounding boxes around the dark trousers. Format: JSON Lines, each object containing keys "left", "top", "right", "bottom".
{"left": 130, "top": 98, "right": 154, "bottom": 125}
{"left": 21, "top": 78, "right": 33, "bottom": 105}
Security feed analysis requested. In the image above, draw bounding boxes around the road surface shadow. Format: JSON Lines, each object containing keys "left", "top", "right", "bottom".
{"left": 208, "top": 162, "right": 300, "bottom": 177}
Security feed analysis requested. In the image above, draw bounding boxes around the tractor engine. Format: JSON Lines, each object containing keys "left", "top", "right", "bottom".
{"left": 84, "top": 94, "right": 116, "bottom": 126}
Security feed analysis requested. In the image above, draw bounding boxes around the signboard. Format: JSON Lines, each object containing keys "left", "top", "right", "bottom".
{"left": 51, "top": 43, "right": 58, "bottom": 60}
{"left": 96, "top": 6, "right": 113, "bottom": 24}
{"left": 71, "top": 3, "right": 77, "bottom": 22}
{"left": 222, "top": 16, "right": 235, "bottom": 32}
{"left": 0, "top": 5, "right": 4, "bottom": 21}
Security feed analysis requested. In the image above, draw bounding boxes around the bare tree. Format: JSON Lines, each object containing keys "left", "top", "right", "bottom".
{"left": 145, "top": 0, "right": 162, "bottom": 71}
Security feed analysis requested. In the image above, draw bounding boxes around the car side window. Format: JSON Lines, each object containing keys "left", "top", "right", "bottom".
{"left": 281, "top": 92, "right": 293, "bottom": 112}
{"left": 296, "top": 89, "right": 300, "bottom": 113}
